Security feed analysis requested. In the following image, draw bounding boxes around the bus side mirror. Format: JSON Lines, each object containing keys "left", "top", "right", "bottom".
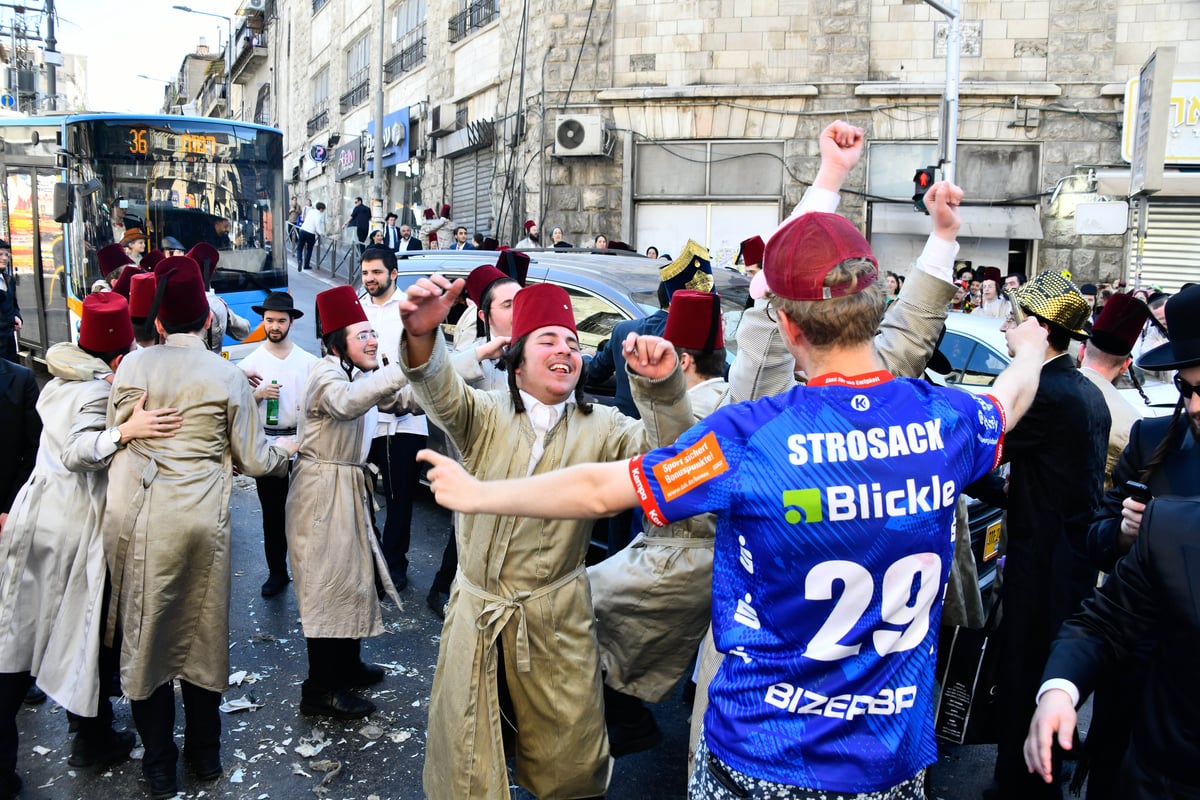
{"left": 53, "top": 182, "right": 75, "bottom": 223}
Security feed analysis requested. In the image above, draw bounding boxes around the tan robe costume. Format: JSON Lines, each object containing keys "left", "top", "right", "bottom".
{"left": 402, "top": 335, "right": 692, "bottom": 800}
{"left": 103, "top": 334, "right": 288, "bottom": 699}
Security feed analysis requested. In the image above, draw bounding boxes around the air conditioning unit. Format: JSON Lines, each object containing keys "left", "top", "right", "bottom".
{"left": 554, "top": 115, "right": 608, "bottom": 157}
{"left": 430, "top": 104, "right": 457, "bottom": 137}
{"left": 243, "top": 0, "right": 266, "bottom": 11}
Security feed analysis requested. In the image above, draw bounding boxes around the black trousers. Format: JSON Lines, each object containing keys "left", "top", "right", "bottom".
{"left": 368, "top": 432, "right": 426, "bottom": 578}
{"left": 0, "top": 673, "right": 32, "bottom": 779}
{"left": 255, "top": 468, "right": 291, "bottom": 577}
{"left": 304, "top": 638, "right": 364, "bottom": 690}
{"left": 296, "top": 230, "right": 316, "bottom": 268}
{"left": 430, "top": 526, "right": 458, "bottom": 596}
{"left": 130, "top": 681, "right": 221, "bottom": 773}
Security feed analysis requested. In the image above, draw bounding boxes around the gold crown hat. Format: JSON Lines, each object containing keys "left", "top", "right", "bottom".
{"left": 659, "top": 240, "right": 714, "bottom": 298}
{"left": 1011, "top": 271, "right": 1091, "bottom": 341}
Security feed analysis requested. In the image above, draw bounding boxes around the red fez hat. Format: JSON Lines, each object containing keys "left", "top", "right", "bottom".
{"left": 1089, "top": 293, "right": 1151, "bottom": 356}
{"left": 129, "top": 272, "right": 157, "bottom": 320}
{"left": 753, "top": 213, "right": 877, "bottom": 301}
{"left": 740, "top": 235, "right": 765, "bottom": 268}
{"left": 440, "top": 204, "right": 452, "bottom": 219}
{"left": 664, "top": 290, "right": 724, "bottom": 353}
{"left": 524, "top": 219, "right": 536, "bottom": 232}
{"left": 78, "top": 292, "right": 134, "bottom": 354}
{"left": 465, "top": 265, "right": 511, "bottom": 306}
{"left": 510, "top": 283, "right": 576, "bottom": 342}
{"left": 979, "top": 266, "right": 1003, "bottom": 285}
{"left": 97, "top": 243, "right": 133, "bottom": 277}
{"left": 423, "top": 208, "right": 435, "bottom": 220}
{"left": 155, "top": 256, "right": 210, "bottom": 325}
{"left": 140, "top": 250, "right": 165, "bottom": 273}
{"left": 111, "top": 265, "right": 145, "bottom": 299}
{"left": 316, "top": 285, "right": 368, "bottom": 336}
{"left": 187, "top": 242, "right": 220, "bottom": 283}
{"left": 497, "top": 250, "right": 529, "bottom": 286}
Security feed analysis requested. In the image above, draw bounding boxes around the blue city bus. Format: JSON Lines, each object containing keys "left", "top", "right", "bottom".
{"left": 0, "top": 113, "right": 286, "bottom": 363}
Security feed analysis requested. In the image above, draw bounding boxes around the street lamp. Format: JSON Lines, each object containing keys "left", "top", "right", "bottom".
{"left": 173, "top": 4, "right": 233, "bottom": 118}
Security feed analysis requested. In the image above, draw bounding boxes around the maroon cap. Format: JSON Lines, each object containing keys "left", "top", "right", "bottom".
{"left": 1089, "top": 293, "right": 1152, "bottom": 356}
{"left": 187, "top": 242, "right": 220, "bottom": 283}
{"left": 316, "top": 285, "right": 368, "bottom": 336}
{"left": 111, "top": 265, "right": 145, "bottom": 299}
{"left": 979, "top": 266, "right": 1003, "bottom": 286}
{"left": 482, "top": 237, "right": 499, "bottom": 251}
{"left": 510, "top": 283, "right": 576, "bottom": 342}
{"left": 97, "top": 243, "right": 133, "bottom": 277}
{"left": 440, "top": 204, "right": 451, "bottom": 219}
{"left": 465, "top": 264, "right": 511, "bottom": 306}
{"left": 140, "top": 250, "right": 165, "bottom": 273}
{"left": 524, "top": 219, "right": 536, "bottom": 232}
{"left": 78, "top": 292, "right": 134, "bottom": 353}
{"left": 497, "top": 250, "right": 530, "bottom": 286}
{"left": 129, "top": 272, "right": 157, "bottom": 320}
{"left": 155, "top": 256, "right": 210, "bottom": 325}
{"left": 754, "top": 213, "right": 877, "bottom": 301}
{"left": 664, "top": 290, "right": 724, "bottom": 353}
{"left": 740, "top": 235, "right": 765, "bottom": 268}
{"left": 423, "top": 207, "right": 435, "bottom": 220}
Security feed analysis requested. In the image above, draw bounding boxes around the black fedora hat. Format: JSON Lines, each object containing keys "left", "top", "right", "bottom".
{"left": 1137, "top": 284, "right": 1200, "bottom": 370}
{"left": 252, "top": 291, "right": 304, "bottom": 319}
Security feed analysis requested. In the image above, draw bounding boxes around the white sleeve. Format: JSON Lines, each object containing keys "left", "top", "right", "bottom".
{"left": 1035, "top": 679, "right": 1080, "bottom": 707}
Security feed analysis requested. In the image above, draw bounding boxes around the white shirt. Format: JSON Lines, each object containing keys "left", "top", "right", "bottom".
{"left": 239, "top": 343, "right": 320, "bottom": 435}
{"left": 518, "top": 389, "right": 566, "bottom": 476}
{"left": 299, "top": 208, "right": 324, "bottom": 236}
{"left": 360, "top": 290, "right": 427, "bottom": 437}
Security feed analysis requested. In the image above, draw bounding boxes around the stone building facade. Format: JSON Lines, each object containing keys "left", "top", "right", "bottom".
{"left": 237, "top": 0, "right": 1199, "bottom": 287}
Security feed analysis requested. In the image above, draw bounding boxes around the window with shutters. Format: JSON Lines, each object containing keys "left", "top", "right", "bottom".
{"left": 340, "top": 36, "right": 370, "bottom": 112}
{"left": 307, "top": 67, "right": 329, "bottom": 135}
{"left": 386, "top": 0, "right": 427, "bottom": 81}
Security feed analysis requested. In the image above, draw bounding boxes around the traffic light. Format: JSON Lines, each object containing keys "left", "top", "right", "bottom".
{"left": 913, "top": 167, "right": 936, "bottom": 214}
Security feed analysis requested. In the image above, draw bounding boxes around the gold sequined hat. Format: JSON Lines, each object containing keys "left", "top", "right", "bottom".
{"left": 659, "top": 240, "right": 714, "bottom": 299}
{"left": 1010, "top": 271, "right": 1090, "bottom": 341}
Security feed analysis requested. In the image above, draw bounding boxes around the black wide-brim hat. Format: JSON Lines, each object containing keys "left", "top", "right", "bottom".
{"left": 1137, "top": 285, "right": 1200, "bottom": 370}
{"left": 252, "top": 291, "right": 304, "bottom": 319}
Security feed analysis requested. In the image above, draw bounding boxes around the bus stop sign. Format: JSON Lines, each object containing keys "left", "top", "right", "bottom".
{"left": 0, "top": 94, "right": 16, "bottom": 109}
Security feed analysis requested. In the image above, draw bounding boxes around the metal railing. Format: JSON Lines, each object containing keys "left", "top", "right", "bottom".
{"left": 384, "top": 29, "right": 427, "bottom": 82}
{"left": 449, "top": 0, "right": 498, "bottom": 43}
{"left": 339, "top": 69, "right": 370, "bottom": 112}
{"left": 306, "top": 106, "right": 329, "bottom": 136}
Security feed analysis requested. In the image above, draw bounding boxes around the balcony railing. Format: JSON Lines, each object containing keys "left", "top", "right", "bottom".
{"left": 254, "top": 109, "right": 270, "bottom": 126}
{"left": 384, "top": 30, "right": 427, "bottom": 82}
{"left": 339, "top": 69, "right": 370, "bottom": 112}
{"left": 306, "top": 105, "right": 329, "bottom": 136}
{"left": 449, "top": 0, "right": 498, "bottom": 44}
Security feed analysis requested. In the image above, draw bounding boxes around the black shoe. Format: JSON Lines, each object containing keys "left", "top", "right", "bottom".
{"left": 260, "top": 574, "right": 290, "bottom": 598}
{"left": 299, "top": 687, "right": 376, "bottom": 720}
{"left": 342, "top": 662, "right": 385, "bottom": 689}
{"left": 142, "top": 764, "right": 179, "bottom": 800}
{"left": 426, "top": 590, "right": 449, "bottom": 619}
{"left": 69, "top": 728, "right": 136, "bottom": 768}
{"left": 23, "top": 685, "right": 45, "bottom": 705}
{"left": 185, "top": 750, "right": 223, "bottom": 782}
{"left": 1, "top": 772, "right": 21, "bottom": 800}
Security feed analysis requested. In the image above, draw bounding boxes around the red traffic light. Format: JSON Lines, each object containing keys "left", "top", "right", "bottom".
{"left": 912, "top": 167, "right": 936, "bottom": 214}
{"left": 914, "top": 168, "right": 935, "bottom": 188}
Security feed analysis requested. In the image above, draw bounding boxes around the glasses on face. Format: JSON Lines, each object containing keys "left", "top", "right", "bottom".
{"left": 1175, "top": 373, "right": 1199, "bottom": 400}
{"left": 352, "top": 330, "right": 380, "bottom": 343}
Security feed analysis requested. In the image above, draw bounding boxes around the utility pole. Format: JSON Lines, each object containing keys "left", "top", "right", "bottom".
{"left": 44, "top": 0, "right": 57, "bottom": 111}
{"left": 371, "top": 0, "right": 386, "bottom": 228}
{"left": 924, "top": 0, "right": 960, "bottom": 184}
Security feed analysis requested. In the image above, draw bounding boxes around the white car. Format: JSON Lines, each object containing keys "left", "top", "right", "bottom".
{"left": 936, "top": 311, "right": 1177, "bottom": 417}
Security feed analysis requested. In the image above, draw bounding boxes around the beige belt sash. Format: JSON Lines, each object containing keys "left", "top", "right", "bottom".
{"left": 456, "top": 564, "right": 585, "bottom": 673}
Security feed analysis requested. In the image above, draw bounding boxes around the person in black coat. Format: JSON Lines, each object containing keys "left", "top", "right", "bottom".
{"left": 0, "top": 240, "right": 20, "bottom": 364}
{"left": 1072, "top": 285, "right": 1200, "bottom": 800}
{"left": 1026, "top": 496, "right": 1200, "bottom": 800}
{"left": 972, "top": 272, "right": 1111, "bottom": 799}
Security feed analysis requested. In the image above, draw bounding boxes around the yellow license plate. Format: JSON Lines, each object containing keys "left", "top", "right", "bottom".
{"left": 983, "top": 521, "right": 1002, "bottom": 561}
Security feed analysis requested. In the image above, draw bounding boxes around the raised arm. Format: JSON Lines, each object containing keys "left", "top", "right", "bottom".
{"left": 990, "top": 316, "right": 1048, "bottom": 431}
{"left": 418, "top": 449, "right": 638, "bottom": 519}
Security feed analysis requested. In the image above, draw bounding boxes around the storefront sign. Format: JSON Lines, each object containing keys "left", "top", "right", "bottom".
{"left": 365, "top": 108, "right": 410, "bottom": 170}
{"left": 333, "top": 137, "right": 363, "bottom": 181}
{"left": 1122, "top": 73, "right": 1200, "bottom": 166}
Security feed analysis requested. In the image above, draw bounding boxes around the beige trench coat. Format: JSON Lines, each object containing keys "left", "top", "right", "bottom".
{"left": 402, "top": 335, "right": 692, "bottom": 800}
{"left": 0, "top": 344, "right": 116, "bottom": 715}
{"left": 285, "top": 357, "right": 409, "bottom": 639}
{"left": 587, "top": 375, "right": 731, "bottom": 702}
{"left": 102, "top": 334, "right": 289, "bottom": 700}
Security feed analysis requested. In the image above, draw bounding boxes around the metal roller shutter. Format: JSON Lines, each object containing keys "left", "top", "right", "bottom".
{"left": 1128, "top": 202, "right": 1200, "bottom": 293}
{"left": 450, "top": 152, "right": 495, "bottom": 239}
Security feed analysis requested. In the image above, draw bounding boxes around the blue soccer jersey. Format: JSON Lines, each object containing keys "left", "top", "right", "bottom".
{"left": 629, "top": 372, "right": 1004, "bottom": 793}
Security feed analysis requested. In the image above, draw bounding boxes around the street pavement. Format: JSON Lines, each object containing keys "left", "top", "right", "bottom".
{"left": 9, "top": 263, "right": 1048, "bottom": 798}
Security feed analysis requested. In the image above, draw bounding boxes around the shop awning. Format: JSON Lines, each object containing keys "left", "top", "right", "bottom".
{"left": 871, "top": 203, "right": 1043, "bottom": 240}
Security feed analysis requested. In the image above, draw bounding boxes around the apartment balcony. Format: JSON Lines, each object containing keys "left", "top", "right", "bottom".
{"left": 199, "top": 79, "right": 228, "bottom": 119}
{"left": 339, "top": 70, "right": 370, "bottom": 113}
{"left": 306, "top": 105, "right": 329, "bottom": 136}
{"left": 384, "top": 30, "right": 426, "bottom": 83}
{"left": 230, "top": 21, "right": 268, "bottom": 85}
